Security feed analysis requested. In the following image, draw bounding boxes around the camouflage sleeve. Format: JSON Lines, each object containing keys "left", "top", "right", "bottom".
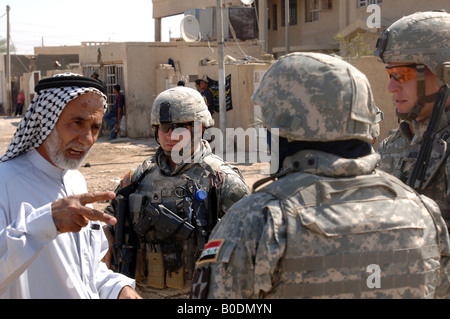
{"left": 191, "top": 192, "right": 286, "bottom": 299}
{"left": 376, "top": 135, "right": 389, "bottom": 155}
{"left": 420, "top": 195, "right": 450, "bottom": 298}
{"left": 215, "top": 164, "right": 250, "bottom": 215}
{"left": 376, "top": 128, "right": 400, "bottom": 156}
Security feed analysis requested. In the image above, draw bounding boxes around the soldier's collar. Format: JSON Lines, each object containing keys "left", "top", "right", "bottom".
{"left": 282, "top": 150, "right": 380, "bottom": 178}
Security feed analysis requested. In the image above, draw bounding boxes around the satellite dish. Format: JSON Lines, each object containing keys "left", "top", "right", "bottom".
{"left": 180, "top": 15, "right": 201, "bottom": 42}
{"left": 240, "top": 0, "right": 254, "bottom": 5}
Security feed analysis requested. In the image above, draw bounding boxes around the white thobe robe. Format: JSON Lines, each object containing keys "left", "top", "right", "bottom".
{"left": 0, "top": 149, "right": 134, "bottom": 298}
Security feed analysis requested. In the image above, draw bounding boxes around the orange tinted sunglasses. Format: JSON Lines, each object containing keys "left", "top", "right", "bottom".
{"left": 385, "top": 64, "right": 417, "bottom": 83}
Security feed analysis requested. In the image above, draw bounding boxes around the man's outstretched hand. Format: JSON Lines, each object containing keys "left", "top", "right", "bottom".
{"left": 51, "top": 192, "right": 117, "bottom": 233}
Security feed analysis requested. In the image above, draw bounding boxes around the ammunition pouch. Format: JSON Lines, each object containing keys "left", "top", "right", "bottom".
{"left": 161, "top": 241, "right": 183, "bottom": 273}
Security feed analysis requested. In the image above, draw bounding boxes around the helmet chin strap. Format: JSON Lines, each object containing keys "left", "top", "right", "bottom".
{"left": 396, "top": 64, "right": 438, "bottom": 122}
{"left": 396, "top": 100, "right": 424, "bottom": 122}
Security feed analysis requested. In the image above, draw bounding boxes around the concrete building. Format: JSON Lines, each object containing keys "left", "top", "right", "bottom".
{"left": 152, "top": 0, "right": 450, "bottom": 147}
{"left": 153, "top": 0, "right": 450, "bottom": 57}
{"left": 78, "top": 41, "right": 268, "bottom": 139}
{"left": 2, "top": 0, "right": 449, "bottom": 150}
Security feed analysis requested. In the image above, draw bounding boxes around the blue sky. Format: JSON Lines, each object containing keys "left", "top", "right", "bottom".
{"left": 0, "top": 0, "right": 183, "bottom": 54}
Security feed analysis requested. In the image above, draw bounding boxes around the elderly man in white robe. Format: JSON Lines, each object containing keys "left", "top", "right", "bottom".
{"left": 0, "top": 73, "right": 141, "bottom": 299}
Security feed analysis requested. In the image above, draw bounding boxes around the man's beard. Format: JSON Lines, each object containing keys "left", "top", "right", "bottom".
{"left": 44, "top": 129, "right": 89, "bottom": 170}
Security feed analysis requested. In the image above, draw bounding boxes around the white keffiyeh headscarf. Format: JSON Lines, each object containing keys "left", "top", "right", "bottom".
{"left": 1, "top": 72, "right": 107, "bottom": 162}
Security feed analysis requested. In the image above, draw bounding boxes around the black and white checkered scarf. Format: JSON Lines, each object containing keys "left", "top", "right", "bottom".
{"left": 1, "top": 73, "right": 107, "bottom": 162}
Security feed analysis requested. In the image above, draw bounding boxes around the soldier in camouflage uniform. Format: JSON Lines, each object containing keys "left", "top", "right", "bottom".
{"left": 374, "top": 11, "right": 450, "bottom": 227}
{"left": 105, "top": 86, "right": 249, "bottom": 297}
{"left": 190, "top": 52, "right": 450, "bottom": 299}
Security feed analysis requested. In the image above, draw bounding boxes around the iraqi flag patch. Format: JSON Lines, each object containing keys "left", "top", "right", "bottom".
{"left": 197, "top": 239, "right": 224, "bottom": 264}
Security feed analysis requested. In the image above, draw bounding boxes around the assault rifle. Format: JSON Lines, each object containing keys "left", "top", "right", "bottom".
{"left": 110, "top": 195, "right": 137, "bottom": 277}
{"left": 407, "top": 84, "right": 450, "bottom": 190}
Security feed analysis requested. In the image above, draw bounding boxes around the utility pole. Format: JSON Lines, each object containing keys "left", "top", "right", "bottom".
{"left": 258, "top": 0, "right": 268, "bottom": 53}
{"left": 216, "top": 0, "right": 226, "bottom": 140}
{"left": 6, "top": 5, "right": 11, "bottom": 115}
{"left": 285, "top": 0, "right": 290, "bottom": 54}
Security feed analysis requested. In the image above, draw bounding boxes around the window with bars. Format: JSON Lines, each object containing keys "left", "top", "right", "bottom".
{"left": 104, "top": 65, "right": 124, "bottom": 107}
{"left": 83, "top": 64, "right": 124, "bottom": 108}
{"left": 357, "top": 0, "right": 382, "bottom": 8}
{"left": 83, "top": 65, "right": 101, "bottom": 79}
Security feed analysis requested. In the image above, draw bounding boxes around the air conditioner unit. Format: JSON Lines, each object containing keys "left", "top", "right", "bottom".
{"left": 184, "top": 7, "right": 257, "bottom": 41}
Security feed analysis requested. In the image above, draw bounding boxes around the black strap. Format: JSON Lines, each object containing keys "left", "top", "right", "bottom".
{"left": 117, "top": 164, "right": 156, "bottom": 198}
{"left": 35, "top": 75, "right": 106, "bottom": 94}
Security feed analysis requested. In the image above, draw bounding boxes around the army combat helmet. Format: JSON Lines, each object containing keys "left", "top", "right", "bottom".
{"left": 252, "top": 52, "right": 380, "bottom": 143}
{"left": 374, "top": 10, "right": 450, "bottom": 121}
{"left": 151, "top": 86, "right": 214, "bottom": 128}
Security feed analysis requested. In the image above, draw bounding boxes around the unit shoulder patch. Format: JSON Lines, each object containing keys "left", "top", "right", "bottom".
{"left": 121, "top": 170, "right": 133, "bottom": 188}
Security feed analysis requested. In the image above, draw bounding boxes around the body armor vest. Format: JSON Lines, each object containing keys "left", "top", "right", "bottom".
{"left": 128, "top": 161, "right": 219, "bottom": 289}
{"left": 259, "top": 170, "right": 441, "bottom": 298}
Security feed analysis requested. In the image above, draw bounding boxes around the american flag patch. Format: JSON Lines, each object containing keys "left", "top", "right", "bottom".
{"left": 197, "top": 239, "right": 224, "bottom": 264}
